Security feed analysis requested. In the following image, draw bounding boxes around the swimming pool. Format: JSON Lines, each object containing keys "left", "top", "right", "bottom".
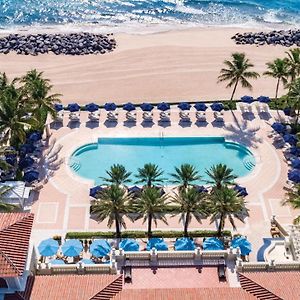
{"left": 69, "top": 137, "right": 256, "bottom": 184}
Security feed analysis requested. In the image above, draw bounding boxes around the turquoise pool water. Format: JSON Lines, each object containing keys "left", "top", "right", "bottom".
{"left": 69, "top": 137, "right": 255, "bottom": 185}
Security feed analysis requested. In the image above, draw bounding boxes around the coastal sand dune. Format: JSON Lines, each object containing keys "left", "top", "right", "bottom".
{"left": 0, "top": 28, "right": 290, "bottom": 104}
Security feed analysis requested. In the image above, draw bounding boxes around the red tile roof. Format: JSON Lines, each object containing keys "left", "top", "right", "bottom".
{"left": 241, "top": 271, "right": 300, "bottom": 300}
{"left": 0, "top": 213, "right": 34, "bottom": 277}
{"left": 114, "top": 288, "right": 256, "bottom": 300}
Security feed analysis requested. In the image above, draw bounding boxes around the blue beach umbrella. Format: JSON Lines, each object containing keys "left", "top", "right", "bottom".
{"left": 146, "top": 238, "right": 168, "bottom": 251}
{"left": 67, "top": 103, "right": 81, "bottom": 112}
{"left": 89, "top": 185, "right": 104, "bottom": 198}
{"left": 178, "top": 102, "right": 191, "bottom": 110}
{"left": 284, "top": 107, "right": 291, "bottom": 116}
{"left": 290, "top": 147, "right": 300, "bottom": 156}
{"left": 85, "top": 103, "right": 99, "bottom": 112}
{"left": 194, "top": 185, "right": 209, "bottom": 193}
{"left": 5, "top": 155, "right": 16, "bottom": 166}
{"left": 62, "top": 239, "right": 83, "bottom": 257}
{"left": 128, "top": 185, "right": 142, "bottom": 195}
{"left": 38, "top": 238, "right": 59, "bottom": 257}
{"left": 19, "top": 144, "right": 36, "bottom": 155}
{"left": 271, "top": 122, "right": 285, "bottom": 134}
{"left": 19, "top": 156, "right": 34, "bottom": 170}
{"left": 283, "top": 133, "right": 298, "bottom": 146}
{"left": 257, "top": 96, "right": 271, "bottom": 103}
{"left": 194, "top": 103, "right": 208, "bottom": 111}
{"left": 210, "top": 103, "right": 224, "bottom": 112}
{"left": 288, "top": 169, "right": 300, "bottom": 183}
{"left": 241, "top": 96, "right": 254, "bottom": 104}
{"left": 157, "top": 102, "right": 170, "bottom": 111}
{"left": 174, "top": 237, "right": 195, "bottom": 251}
{"left": 54, "top": 103, "right": 63, "bottom": 112}
{"left": 28, "top": 131, "right": 42, "bottom": 142}
{"left": 50, "top": 259, "right": 65, "bottom": 265}
{"left": 203, "top": 237, "right": 224, "bottom": 251}
{"left": 78, "top": 258, "right": 95, "bottom": 265}
{"left": 90, "top": 240, "right": 111, "bottom": 257}
{"left": 292, "top": 159, "right": 300, "bottom": 169}
{"left": 23, "top": 170, "right": 39, "bottom": 183}
{"left": 123, "top": 102, "right": 136, "bottom": 112}
{"left": 234, "top": 185, "right": 248, "bottom": 197}
{"left": 231, "top": 237, "right": 252, "bottom": 256}
{"left": 140, "top": 103, "right": 154, "bottom": 112}
{"left": 119, "top": 239, "right": 139, "bottom": 251}
{"left": 104, "top": 102, "right": 117, "bottom": 111}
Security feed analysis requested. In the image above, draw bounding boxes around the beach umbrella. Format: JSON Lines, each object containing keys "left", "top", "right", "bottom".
{"left": 85, "top": 103, "right": 99, "bottom": 112}
{"left": 140, "top": 103, "right": 154, "bottom": 112}
{"left": 157, "top": 102, "right": 170, "bottom": 111}
{"left": 231, "top": 237, "right": 252, "bottom": 256}
{"left": 38, "top": 238, "right": 59, "bottom": 257}
{"left": 104, "top": 102, "right": 117, "bottom": 111}
{"left": 128, "top": 185, "right": 142, "bottom": 194}
{"left": 54, "top": 103, "right": 64, "bottom": 112}
{"left": 284, "top": 107, "right": 292, "bottom": 116}
{"left": 203, "top": 237, "right": 224, "bottom": 251}
{"left": 283, "top": 133, "right": 298, "bottom": 146}
{"left": 19, "top": 144, "right": 36, "bottom": 155}
{"left": 23, "top": 170, "right": 39, "bottom": 183}
{"left": 89, "top": 185, "right": 105, "bottom": 198}
{"left": 78, "top": 258, "right": 95, "bottom": 265}
{"left": 271, "top": 122, "right": 285, "bottom": 134}
{"left": 241, "top": 96, "right": 254, "bottom": 104}
{"left": 288, "top": 169, "right": 300, "bottom": 183}
{"left": 119, "top": 239, "right": 139, "bottom": 251}
{"left": 123, "top": 102, "right": 136, "bottom": 112}
{"left": 290, "top": 147, "right": 300, "bottom": 156}
{"left": 67, "top": 103, "right": 81, "bottom": 112}
{"left": 233, "top": 185, "right": 248, "bottom": 197}
{"left": 28, "top": 131, "right": 42, "bottom": 142}
{"left": 90, "top": 240, "right": 111, "bottom": 257}
{"left": 61, "top": 239, "right": 83, "bottom": 257}
{"left": 49, "top": 259, "right": 65, "bottom": 265}
{"left": 178, "top": 102, "right": 191, "bottom": 110}
{"left": 174, "top": 237, "right": 195, "bottom": 251}
{"left": 210, "top": 103, "right": 224, "bottom": 112}
{"left": 5, "top": 154, "right": 17, "bottom": 166}
{"left": 292, "top": 159, "right": 300, "bottom": 169}
{"left": 257, "top": 96, "right": 271, "bottom": 103}
{"left": 194, "top": 185, "right": 208, "bottom": 193}
{"left": 19, "top": 156, "right": 34, "bottom": 170}
{"left": 146, "top": 238, "right": 168, "bottom": 251}
{"left": 194, "top": 103, "right": 208, "bottom": 111}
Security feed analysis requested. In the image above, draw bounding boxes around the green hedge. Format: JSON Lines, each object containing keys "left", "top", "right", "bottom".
{"left": 66, "top": 230, "right": 231, "bottom": 239}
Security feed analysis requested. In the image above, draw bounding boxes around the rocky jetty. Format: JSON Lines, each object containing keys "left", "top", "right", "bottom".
{"left": 0, "top": 33, "right": 117, "bottom": 55}
{"left": 232, "top": 30, "right": 300, "bottom": 47}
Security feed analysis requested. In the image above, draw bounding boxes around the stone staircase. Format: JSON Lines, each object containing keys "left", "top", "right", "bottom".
{"left": 91, "top": 275, "right": 123, "bottom": 300}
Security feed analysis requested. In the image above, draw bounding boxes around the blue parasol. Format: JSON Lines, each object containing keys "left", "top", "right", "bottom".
{"left": 140, "top": 103, "right": 154, "bottom": 112}
{"left": 292, "top": 159, "right": 300, "bottom": 169}
{"left": 257, "top": 96, "right": 271, "bottom": 103}
{"left": 38, "top": 238, "right": 59, "bottom": 256}
{"left": 203, "top": 237, "right": 224, "bottom": 251}
{"left": 283, "top": 133, "right": 298, "bottom": 146}
{"left": 146, "top": 238, "right": 168, "bottom": 251}
{"left": 210, "top": 103, "right": 224, "bottom": 112}
{"left": 85, "top": 103, "right": 99, "bottom": 112}
{"left": 290, "top": 147, "right": 300, "bottom": 156}
{"left": 174, "top": 237, "right": 195, "bottom": 251}
{"left": 241, "top": 96, "right": 254, "bottom": 104}
{"left": 19, "top": 156, "right": 35, "bottom": 170}
{"left": 119, "top": 239, "right": 139, "bottom": 251}
{"left": 90, "top": 240, "right": 111, "bottom": 257}
{"left": 61, "top": 239, "right": 83, "bottom": 257}
{"left": 288, "top": 169, "right": 300, "bottom": 183}
{"left": 231, "top": 237, "right": 252, "bottom": 255}
{"left": 123, "top": 102, "right": 136, "bottom": 112}
{"left": 89, "top": 185, "right": 104, "bottom": 198}
{"left": 157, "top": 102, "right": 170, "bottom": 111}
{"left": 194, "top": 103, "right": 208, "bottom": 111}
{"left": 19, "top": 144, "right": 36, "bottom": 155}
{"left": 54, "top": 103, "right": 63, "bottom": 112}
{"left": 23, "top": 170, "right": 39, "bottom": 183}
{"left": 28, "top": 131, "right": 42, "bottom": 142}
{"left": 283, "top": 107, "right": 291, "bottom": 116}
{"left": 178, "top": 102, "right": 191, "bottom": 110}
{"left": 234, "top": 185, "right": 248, "bottom": 197}
{"left": 271, "top": 122, "right": 285, "bottom": 134}
{"left": 67, "top": 103, "right": 81, "bottom": 112}
{"left": 104, "top": 102, "right": 117, "bottom": 111}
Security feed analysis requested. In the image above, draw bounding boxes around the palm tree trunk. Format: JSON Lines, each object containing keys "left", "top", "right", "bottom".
{"left": 230, "top": 79, "right": 239, "bottom": 102}
{"left": 275, "top": 78, "right": 280, "bottom": 101}
{"left": 217, "top": 214, "right": 224, "bottom": 236}
{"left": 115, "top": 213, "right": 121, "bottom": 239}
{"left": 147, "top": 213, "right": 152, "bottom": 237}
{"left": 184, "top": 212, "right": 190, "bottom": 237}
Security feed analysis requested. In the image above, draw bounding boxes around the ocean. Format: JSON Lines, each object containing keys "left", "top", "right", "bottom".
{"left": 0, "top": 0, "right": 299, "bottom": 33}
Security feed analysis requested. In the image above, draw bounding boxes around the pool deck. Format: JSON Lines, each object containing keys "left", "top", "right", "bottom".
{"left": 30, "top": 106, "right": 300, "bottom": 260}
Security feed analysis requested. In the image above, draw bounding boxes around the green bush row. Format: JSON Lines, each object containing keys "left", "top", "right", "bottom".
{"left": 65, "top": 230, "right": 231, "bottom": 239}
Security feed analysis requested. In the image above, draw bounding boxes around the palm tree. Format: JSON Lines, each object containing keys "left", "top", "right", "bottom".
{"left": 282, "top": 184, "right": 300, "bottom": 224}
{"left": 264, "top": 58, "right": 289, "bottom": 101}
{"left": 170, "top": 164, "right": 201, "bottom": 189}
{"left": 208, "top": 187, "right": 249, "bottom": 236}
{"left": 0, "top": 186, "right": 18, "bottom": 212}
{"left": 135, "top": 163, "right": 165, "bottom": 187}
{"left": 132, "top": 187, "right": 169, "bottom": 237}
{"left": 0, "top": 72, "right": 9, "bottom": 91}
{"left": 171, "top": 187, "right": 208, "bottom": 236}
{"left": 0, "top": 146, "right": 15, "bottom": 171}
{"left": 287, "top": 78, "right": 300, "bottom": 125}
{"left": 91, "top": 185, "right": 132, "bottom": 238}
{"left": 100, "top": 164, "right": 132, "bottom": 187}
{"left": 218, "top": 52, "right": 260, "bottom": 101}
{"left": 285, "top": 48, "right": 300, "bottom": 82}
{"left": 206, "top": 164, "right": 237, "bottom": 190}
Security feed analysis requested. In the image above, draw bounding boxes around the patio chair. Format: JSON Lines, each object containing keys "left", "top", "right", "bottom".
{"left": 124, "top": 265, "right": 132, "bottom": 283}
{"left": 196, "top": 111, "right": 206, "bottom": 122}
{"left": 126, "top": 111, "right": 137, "bottom": 122}
{"left": 107, "top": 111, "right": 118, "bottom": 121}
{"left": 213, "top": 111, "right": 224, "bottom": 122}
{"left": 142, "top": 111, "right": 153, "bottom": 122}
{"left": 179, "top": 111, "right": 190, "bottom": 122}
{"left": 69, "top": 112, "right": 80, "bottom": 122}
{"left": 54, "top": 112, "right": 64, "bottom": 123}
{"left": 159, "top": 111, "right": 170, "bottom": 122}
{"left": 88, "top": 112, "right": 100, "bottom": 122}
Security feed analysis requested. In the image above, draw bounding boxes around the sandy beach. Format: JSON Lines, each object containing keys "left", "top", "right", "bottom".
{"left": 0, "top": 27, "right": 290, "bottom": 104}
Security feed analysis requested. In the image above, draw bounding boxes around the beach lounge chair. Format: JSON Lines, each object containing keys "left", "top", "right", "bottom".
{"left": 126, "top": 111, "right": 137, "bottom": 121}
{"left": 213, "top": 111, "right": 224, "bottom": 122}
{"left": 54, "top": 112, "right": 64, "bottom": 123}
{"left": 179, "top": 111, "right": 190, "bottom": 122}
{"left": 124, "top": 265, "right": 132, "bottom": 283}
{"left": 196, "top": 111, "right": 206, "bottom": 122}
{"left": 107, "top": 111, "right": 118, "bottom": 121}
{"left": 88, "top": 111, "right": 100, "bottom": 122}
{"left": 69, "top": 112, "right": 80, "bottom": 122}
{"left": 142, "top": 111, "right": 153, "bottom": 121}
{"left": 159, "top": 111, "right": 170, "bottom": 122}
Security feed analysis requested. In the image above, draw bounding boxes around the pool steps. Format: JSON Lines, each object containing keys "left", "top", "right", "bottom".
{"left": 243, "top": 157, "right": 255, "bottom": 171}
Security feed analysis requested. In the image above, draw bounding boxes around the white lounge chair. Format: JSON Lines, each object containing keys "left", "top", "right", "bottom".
{"left": 107, "top": 111, "right": 118, "bottom": 121}
{"left": 179, "top": 111, "right": 190, "bottom": 122}
{"left": 54, "top": 111, "right": 64, "bottom": 123}
{"left": 160, "top": 111, "right": 170, "bottom": 122}
{"left": 196, "top": 111, "right": 206, "bottom": 122}
{"left": 69, "top": 112, "right": 80, "bottom": 122}
{"left": 126, "top": 111, "right": 137, "bottom": 121}
{"left": 214, "top": 111, "right": 224, "bottom": 122}
{"left": 142, "top": 111, "right": 153, "bottom": 122}
{"left": 88, "top": 111, "right": 100, "bottom": 122}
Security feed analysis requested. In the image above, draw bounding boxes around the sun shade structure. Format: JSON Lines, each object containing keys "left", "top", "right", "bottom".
{"left": 194, "top": 103, "right": 208, "bottom": 111}
{"left": 23, "top": 170, "right": 39, "bottom": 183}
{"left": 203, "top": 237, "right": 224, "bottom": 251}
{"left": 257, "top": 96, "right": 271, "bottom": 103}
{"left": 19, "top": 156, "right": 34, "bottom": 170}
{"left": 283, "top": 133, "right": 298, "bottom": 146}
{"left": 90, "top": 240, "right": 111, "bottom": 257}
{"left": 284, "top": 107, "right": 292, "bottom": 116}
{"left": 174, "top": 237, "right": 195, "bottom": 251}
{"left": 271, "top": 122, "right": 285, "bottom": 134}
{"left": 157, "top": 102, "right": 170, "bottom": 111}
{"left": 123, "top": 102, "right": 136, "bottom": 112}
{"left": 290, "top": 147, "right": 300, "bottom": 156}
{"left": 104, "top": 102, "right": 117, "bottom": 111}
{"left": 54, "top": 103, "right": 63, "bottom": 112}
{"left": 89, "top": 185, "right": 105, "bottom": 198}
{"left": 61, "top": 239, "right": 83, "bottom": 257}
{"left": 241, "top": 96, "right": 254, "bottom": 103}
{"left": 140, "top": 103, "right": 154, "bottom": 111}
{"left": 119, "top": 239, "right": 139, "bottom": 251}
{"left": 85, "top": 103, "right": 99, "bottom": 112}
{"left": 231, "top": 236, "right": 252, "bottom": 255}
{"left": 28, "top": 131, "right": 42, "bottom": 142}
{"left": 146, "top": 238, "right": 168, "bottom": 251}
{"left": 67, "top": 103, "right": 81, "bottom": 112}
{"left": 178, "top": 102, "right": 191, "bottom": 110}
{"left": 38, "top": 238, "right": 59, "bottom": 257}
{"left": 234, "top": 185, "right": 248, "bottom": 197}
{"left": 210, "top": 103, "right": 224, "bottom": 112}
{"left": 288, "top": 169, "right": 300, "bottom": 183}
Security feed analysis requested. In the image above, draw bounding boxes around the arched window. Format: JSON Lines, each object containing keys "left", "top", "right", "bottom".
{"left": 0, "top": 278, "right": 8, "bottom": 288}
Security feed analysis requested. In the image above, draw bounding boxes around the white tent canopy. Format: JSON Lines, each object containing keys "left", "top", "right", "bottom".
{"left": 0, "top": 181, "right": 31, "bottom": 207}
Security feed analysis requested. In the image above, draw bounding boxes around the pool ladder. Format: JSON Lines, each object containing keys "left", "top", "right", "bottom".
{"left": 69, "top": 158, "right": 81, "bottom": 171}
{"left": 243, "top": 157, "right": 255, "bottom": 171}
